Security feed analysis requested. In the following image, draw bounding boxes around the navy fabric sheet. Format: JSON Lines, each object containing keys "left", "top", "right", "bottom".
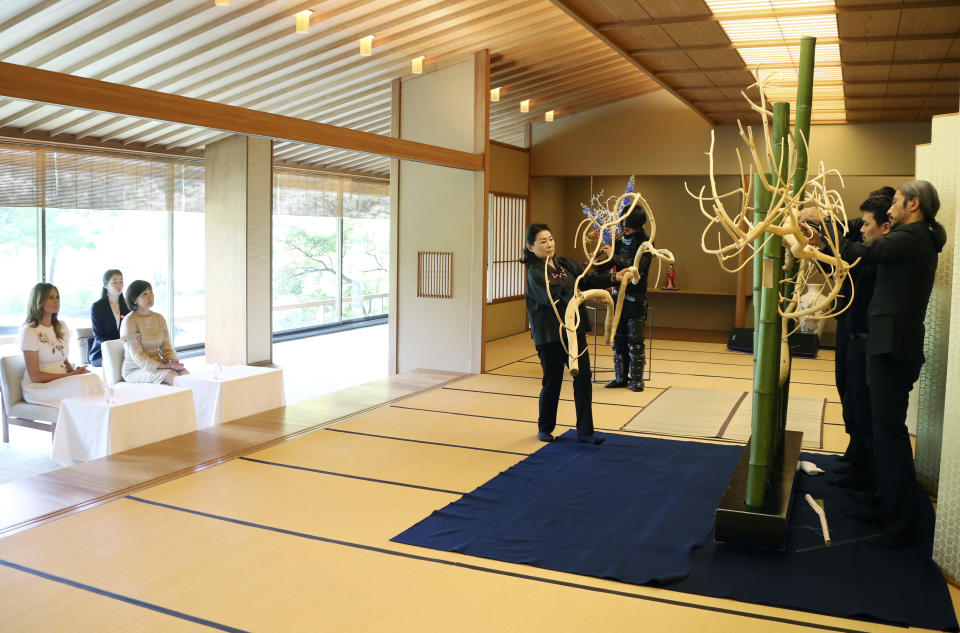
{"left": 392, "top": 431, "right": 958, "bottom": 631}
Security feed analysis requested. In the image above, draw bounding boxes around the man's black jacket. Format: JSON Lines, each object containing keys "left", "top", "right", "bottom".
{"left": 837, "top": 221, "right": 941, "bottom": 363}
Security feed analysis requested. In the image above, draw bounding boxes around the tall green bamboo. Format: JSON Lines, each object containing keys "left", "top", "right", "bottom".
{"left": 746, "top": 101, "right": 790, "bottom": 509}
{"left": 752, "top": 174, "right": 772, "bottom": 351}
{"left": 777, "top": 37, "right": 817, "bottom": 448}
{"left": 792, "top": 37, "right": 816, "bottom": 197}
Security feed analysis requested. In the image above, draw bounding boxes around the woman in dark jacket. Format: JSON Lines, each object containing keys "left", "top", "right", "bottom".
{"left": 88, "top": 269, "right": 130, "bottom": 367}
{"left": 524, "top": 223, "right": 623, "bottom": 444}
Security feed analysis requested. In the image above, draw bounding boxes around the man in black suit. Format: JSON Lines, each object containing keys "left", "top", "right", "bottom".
{"left": 828, "top": 194, "right": 892, "bottom": 492}
{"left": 808, "top": 180, "right": 947, "bottom": 546}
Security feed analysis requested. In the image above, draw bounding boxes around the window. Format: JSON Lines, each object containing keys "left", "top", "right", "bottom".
{"left": 272, "top": 169, "right": 389, "bottom": 334}
{"left": 0, "top": 143, "right": 204, "bottom": 356}
{"left": 487, "top": 192, "right": 527, "bottom": 303}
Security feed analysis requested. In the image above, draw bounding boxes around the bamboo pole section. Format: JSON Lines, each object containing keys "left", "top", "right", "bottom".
{"left": 752, "top": 174, "right": 771, "bottom": 350}
{"left": 778, "top": 36, "right": 816, "bottom": 451}
{"left": 746, "top": 101, "right": 790, "bottom": 509}
{"left": 792, "top": 37, "right": 815, "bottom": 196}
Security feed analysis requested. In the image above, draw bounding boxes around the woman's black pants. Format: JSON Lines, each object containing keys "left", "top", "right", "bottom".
{"left": 535, "top": 334, "right": 594, "bottom": 437}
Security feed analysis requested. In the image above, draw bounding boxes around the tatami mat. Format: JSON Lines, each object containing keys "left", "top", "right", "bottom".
{"left": 624, "top": 388, "right": 746, "bottom": 436}
{"left": 334, "top": 406, "right": 543, "bottom": 453}
{"left": 394, "top": 388, "right": 638, "bottom": 430}
{"left": 448, "top": 373, "right": 664, "bottom": 407}
{"left": 724, "top": 396, "right": 825, "bottom": 449}
{"left": 246, "top": 429, "right": 523, "bottom": 494}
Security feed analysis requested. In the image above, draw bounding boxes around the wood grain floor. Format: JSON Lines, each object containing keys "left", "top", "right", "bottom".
{"left": 1, "top": 332, "right": 956, "bottom": 633}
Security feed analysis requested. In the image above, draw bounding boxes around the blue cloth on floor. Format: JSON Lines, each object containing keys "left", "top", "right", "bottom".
{"left": 392, "top": 431, "right": 958, "bottom": 631}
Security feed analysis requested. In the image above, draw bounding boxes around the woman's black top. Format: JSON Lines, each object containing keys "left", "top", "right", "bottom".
{"left": 525, "top": 256, "right": 614, "bottom": 346}
{"left": 88, "top": 296, "right": 130, "bottom": 366}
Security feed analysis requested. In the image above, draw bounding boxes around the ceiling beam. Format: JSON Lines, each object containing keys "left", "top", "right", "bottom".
{"left": 676, "top": 77, "right": 959, "bottom": 90}
{"left": 0, "top": 62, "right": 482, "bottom": 172}
{"left": 545, "top": 0, "right": 713, "bottom": 125}
{"left": 629, "top": 33, "right": 960, "bottom": 56}
{"left": 656, "top": 57, "right": 960, "bottom": 76}
{"left": 0, "top": 125, "right": 203, "bottom": 160}
{"left": 597, "top": 0, "right": 960, "bottom": 30}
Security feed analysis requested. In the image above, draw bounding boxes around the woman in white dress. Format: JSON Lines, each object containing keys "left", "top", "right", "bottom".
{"left": 119, "top": 280, "right": 189, "bottom": 385}
{"left": 20, "top": 283, "right": 103, "bottom": 407}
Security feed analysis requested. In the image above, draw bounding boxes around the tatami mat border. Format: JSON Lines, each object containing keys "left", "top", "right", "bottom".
{"left": 511, "top": 359, "right": 835, "bottom": 386}
{"left": 238, "top": 457, "right": 467, "bottom": 495}
{"left": 717, "top": 392, "right": 750, "bottom": 438}
{"left": 0, "top": 558, "right": 250, "bottom": 633}
{"left": 324, "top": 428, "right": 529, "bottom": 455}
{"left": 619, "top": 386, "right": 671, "bottom": 430}
{"left": 441, "top": 386, "right": 642, "bottom": 408}
{"left": 492, "top": 368, "right": 840, "bottom": 394}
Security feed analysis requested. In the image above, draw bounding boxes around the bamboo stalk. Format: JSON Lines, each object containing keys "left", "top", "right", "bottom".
{"left": 752, "top": 174, "right": 771, "bottom": 349}
{"left": 746, "top": 101, "right": 790, "bottom": 509}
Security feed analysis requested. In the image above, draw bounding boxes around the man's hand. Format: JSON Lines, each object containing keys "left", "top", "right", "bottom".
{"left": 803, "top": 222, "right": 826, "bottom": 249}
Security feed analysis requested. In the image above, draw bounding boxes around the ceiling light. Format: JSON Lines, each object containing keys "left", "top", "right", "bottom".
{"left": 520, "top": 99, "right": 529, "bottom": 113}
{"left": 359, "top": 35, "right": 375, "bottom": 56}
{"left": 545, "top": 110, "right": 554, "bottom": 122}
{"left": 490, "top": 87, "right": 501, "bottom": 102}
{"left": 215, "top": 0, "right": 230, "bottom": 5}
{"left": 411, "top": 56, "right": 424, "bottom": 74}
{"left": 295, "top": 10, "right": 312, "bottom": 34}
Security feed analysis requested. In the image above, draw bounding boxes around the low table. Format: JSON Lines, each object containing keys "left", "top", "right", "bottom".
{"left": 52, "top": 384, "right": 197, "bottom": 462}
{"left": 174, "top": 366, "right": 284, "bottom": 429}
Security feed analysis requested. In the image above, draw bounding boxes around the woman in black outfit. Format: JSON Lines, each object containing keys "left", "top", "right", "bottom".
{"left": 524, "top": 223, "right": 624, "bottom": 444}
{"left": 88, "top": 269, "right": 130, "bottom": 367}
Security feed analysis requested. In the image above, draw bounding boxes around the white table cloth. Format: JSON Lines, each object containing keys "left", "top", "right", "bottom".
{"left": 52, "top": 384, "right": 197, "bottom": 463}
{"left": 174, "top": 366, "right": 284, "bottom": 429}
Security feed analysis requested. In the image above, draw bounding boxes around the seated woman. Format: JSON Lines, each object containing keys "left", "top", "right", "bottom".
{"left": 119, "top": 280, "right": 189, "bottom": 386}
{"left": 88, "top": 269, "right": 130, "bottom": 367}
{"left": 19, "top": 283, "right": 103, "bottom": 407}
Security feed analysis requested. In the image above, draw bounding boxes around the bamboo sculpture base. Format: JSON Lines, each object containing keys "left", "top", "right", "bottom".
{"left": 715, "top": 430, "right": 804, "bottom": 550}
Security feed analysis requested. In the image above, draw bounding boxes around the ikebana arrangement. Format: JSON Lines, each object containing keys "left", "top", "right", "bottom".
{"left": 545, "top": 178, "right": 675, "bottom": 376}
{"left": 688, "top": 37, "right": 858, "bottom": 525}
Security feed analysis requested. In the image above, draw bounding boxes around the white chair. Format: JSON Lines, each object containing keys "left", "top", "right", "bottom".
{"left": 76, "top": 326, "right": 94, "bottom": 365}
{"left": 102, "top": 339, "right": 125, "bottom": 386}
{"left": 0, "top": 355, "right": 59, "bottom": 443}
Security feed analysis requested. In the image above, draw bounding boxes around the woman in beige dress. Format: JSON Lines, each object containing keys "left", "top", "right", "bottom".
{"left": 119, "top": 280, "right": 188, "bottom": 385}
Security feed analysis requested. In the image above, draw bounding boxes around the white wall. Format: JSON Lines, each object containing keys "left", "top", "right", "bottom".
{"left": 530, "top": 90, "right": 930, "bottom": 178}
{"left": 393, "top": 58, "right": 485, "bottom": 373}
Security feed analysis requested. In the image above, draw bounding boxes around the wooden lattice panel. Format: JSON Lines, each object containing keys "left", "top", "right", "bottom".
{"left": 418, "top": 251, "right": 453, "bottom": 299}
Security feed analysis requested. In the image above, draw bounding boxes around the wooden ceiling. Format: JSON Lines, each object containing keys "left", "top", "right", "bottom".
{"left": 0, "top": 0, "right": 658, "bottom": 176}
{"left": 556, "top": 0, "right": 960, "bottom": 125}
{"left": 0, "top": 0, "right": 957, "bottom": 176}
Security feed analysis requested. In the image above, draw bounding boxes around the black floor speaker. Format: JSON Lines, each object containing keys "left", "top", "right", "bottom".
{"left": 726, "top": 327, "right": 820, "bottom": 358}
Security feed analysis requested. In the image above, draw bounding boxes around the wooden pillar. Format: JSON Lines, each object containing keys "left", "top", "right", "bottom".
{"left": 204, "top": 135, "right": 273, "bottom": 365}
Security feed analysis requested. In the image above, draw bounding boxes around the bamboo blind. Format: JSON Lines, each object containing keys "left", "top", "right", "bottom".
{"left": 417, "top": 251, "right": 453, "bottom": 298}
{"left": 487, "top": 192, "right": 527, "bottom": 303}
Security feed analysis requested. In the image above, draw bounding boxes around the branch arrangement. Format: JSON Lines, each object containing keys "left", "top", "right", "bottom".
{"left": 547, "top": 191, "right": 675, "bottom": 376}
{"left": 686, "top": 73, "right": 859, "bottom": 326}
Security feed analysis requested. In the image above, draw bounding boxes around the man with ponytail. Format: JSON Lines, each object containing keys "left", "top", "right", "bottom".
{"left": 807, "top": 179, "right": 945, "bottom": 547}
